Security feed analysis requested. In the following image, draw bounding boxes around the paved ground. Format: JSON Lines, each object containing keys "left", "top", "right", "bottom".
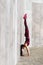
{"left": 17, "top": 46, "right": 43, "bottom": 65}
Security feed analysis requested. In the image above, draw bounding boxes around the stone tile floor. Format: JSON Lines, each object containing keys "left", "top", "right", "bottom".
{"left": 17, "top": 46, "right": 43, "bottom": 65}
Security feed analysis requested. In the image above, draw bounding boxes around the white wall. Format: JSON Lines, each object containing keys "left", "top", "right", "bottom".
{"left": 0, "top": 0, "right": 6, "bottom": 65}
{"left": 32, "top": 2, "right": 43, "bottom": 47}
{"left": 20, "top": 0, "right": 32, "bottom": 47}
{"left": 19, "top": 0, "right": 43, "bottom": 47}
{"left": 26, "top": 0, "right": 43, "bottom": 47}
{"left": 13, "top": 0, "right": 17, "bottom": 64}
{"left": 17, "top": 0, "right": 25, "bottom": 61}
{"left": 0, "top": 0, "right": 18, "bottom": 65}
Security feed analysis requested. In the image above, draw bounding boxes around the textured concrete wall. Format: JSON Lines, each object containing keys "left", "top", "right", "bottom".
{"left": 20, "top": 0, "right": 32, "bottom": 47}
{"left": 17, "top": 0, "right": 25, "bottom": 61}
{"left": 20, "top": 0, "right": 43, "bottom": 47}
{"left": 0, "top": 0, "right": 17, "bottom": 65}
{"left": 32, "top": 3, "right": 43, "bottom": 47}
{"left": 0, "top": 0, "right": 6, "bottom": 65}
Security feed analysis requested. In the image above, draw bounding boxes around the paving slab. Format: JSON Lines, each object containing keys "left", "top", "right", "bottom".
{"left": 17, "top": 46, "right": 43, "bottom": 65}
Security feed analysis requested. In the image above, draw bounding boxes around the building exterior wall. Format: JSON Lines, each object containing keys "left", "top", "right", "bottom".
{"left": 17, "top": 0, "right": 25, "bottom": 61}
{"left": 0, "top": 0, "right": 6, "bottom": 65}
{"left": 32, "top": 3, "right": 43, "bottom": 47}
{"left": 21, "top": 0, "right": 43, "bottom": 47}
{"left": 0, "top": 0, "right": 18, "bottom": 65}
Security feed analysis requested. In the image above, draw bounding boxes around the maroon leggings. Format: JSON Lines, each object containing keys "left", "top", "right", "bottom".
{"left": 25, "top": 38, "right": 30, "bottom": 46}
